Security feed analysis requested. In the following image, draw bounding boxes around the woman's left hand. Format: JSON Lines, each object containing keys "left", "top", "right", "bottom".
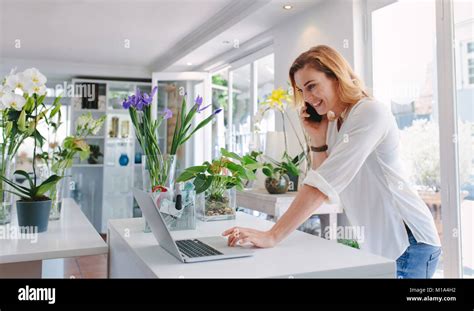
{"left": 222, "top": 227, "right": 276, "bottom": 248}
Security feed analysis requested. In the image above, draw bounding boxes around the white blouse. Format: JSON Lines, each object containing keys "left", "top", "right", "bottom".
{"left": 303, "top": 97, "right": 441, "bottom": 260}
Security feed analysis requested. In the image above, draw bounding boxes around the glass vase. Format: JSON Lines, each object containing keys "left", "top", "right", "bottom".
{"left": 0, "top": 155, "right": 15, "bottom": 225}
{"left": 49, "top": 177, "right": 66, "bottom": 220}
{"left": 197, "top": 188, "right": 236, "bottom": 221}
{"left": 141, "top": 154, "right": 177, "bottom": 232}
{"left": 160, "top": 182, "right": 196, "bottom": 231}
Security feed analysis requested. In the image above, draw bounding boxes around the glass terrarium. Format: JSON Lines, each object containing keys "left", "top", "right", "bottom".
{"left": 197, "top": 188, "right": 236, "bottom": 221}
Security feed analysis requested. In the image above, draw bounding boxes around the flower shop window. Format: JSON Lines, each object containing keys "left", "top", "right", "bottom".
{"left": 211, "top": 70, "right": 228, "bottom": 158}
{"left": 256, "top": 53, "right": 275, "bottom": 142}
{"left": 211, "top": 53, "right": 275, "bottom": 156}
{"left": 453, "top": 0, "right": 474, "bottom": 279}
{"left": 230, "top": 64, "right": 252, "bottom": 155}
{"left": 372, "top": 0, "right": 444, "bottom": 275}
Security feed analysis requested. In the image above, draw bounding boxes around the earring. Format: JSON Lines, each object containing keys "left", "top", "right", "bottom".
{"left": 327, "top": 110, "right": 337, "bottom": 121}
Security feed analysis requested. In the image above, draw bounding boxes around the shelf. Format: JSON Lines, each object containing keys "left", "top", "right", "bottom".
{"left": 106, "top": 137, "right": 134, "bottom": 142}
{"left": 73, "top": 109, "right": 106, "bottom": 113}
{"left": 85, "top": 136, "right": 105, "bottom": 139}
{"left": 107, "top": 108, "right": 129, "bottom": 114}
{"left": 72, "top": 164, "right": 104, "bottom": 168}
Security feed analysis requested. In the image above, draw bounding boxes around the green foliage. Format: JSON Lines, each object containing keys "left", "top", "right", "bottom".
{"left": 338, "top": 239, "right": 360, "bottom": 249}
{"left": 177, "top": 148, "right": 262, "bottom": 199}
{"left": 0, "top": 170, "right": 62, "bottom": 201}
{"left": 262, "top": 151, "right": 304, "bottom": 179}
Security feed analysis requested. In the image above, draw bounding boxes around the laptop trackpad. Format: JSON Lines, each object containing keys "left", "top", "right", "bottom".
{"left": 197, "top": 236, "right": 254, "bottom": 255}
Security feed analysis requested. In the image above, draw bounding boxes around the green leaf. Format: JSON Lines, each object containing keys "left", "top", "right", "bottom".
{"left": 32, "top": 129, "right": 45, "bottom": 147}
{"left": 176, "top": 170, "right": 197, "bottom": 183}
{"left": 49, "top": 99, "right": 62, "bottom": 119}
{"left": 184, "top": 165, "right": 208, "bottom": 173}
{"left": 23, "top": 96, "right": 35, "bottom": 112}
{"left": 36, "top": 94, "right": 46, "bottom": 106}
{"left": 1, "top": 188, "right": 30, "bottom": 200}
{"left": 5, "top": 121, "right": 13, "bottom": 136}
{"left": 0, "top": 175, "right": 31, "bottom": 197}
{"left": 262, "top": 167, "right": 273, "bottom": 177}
{"left": 13, "top": 170, "right": 35, "bottom": 191}
{"left": 225, "top": 161, "right": 246, "bottom": 177}
{"left": 244, "top": 168, "right": 256, "bottom": 180}
{"left": 36, "top": 175, "right": 63, "bottom": 196}
{"left": 18, "top": 109, "right": 27, "bottom": 132}
{"left": 193, "top": 174, "right": 213, "bottom": 194}
{"left": 220, "top": 148, "right": 242, "bottom": 161}
{"left": 245, "top": 163, "right": 260, "bottom": 171}
{"left": 242, "top": 155, "right": 258, "bottom": 165}
{"left": 235, "top": 183, "right": 244, "bottom": 191}
{"left": 283, "top": 161, "right": 300, "bottom": 176}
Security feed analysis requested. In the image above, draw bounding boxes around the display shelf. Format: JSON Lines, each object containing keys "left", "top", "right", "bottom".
{"left": 72, "top": 164, "right": 104, "bottom": 168}
{"left": 70, "top": 78, "right": 151, "bottom": 233}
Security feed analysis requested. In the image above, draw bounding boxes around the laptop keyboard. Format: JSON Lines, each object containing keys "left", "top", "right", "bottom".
{"left": 176, "top": 239, "right": 223, "bottom": 258}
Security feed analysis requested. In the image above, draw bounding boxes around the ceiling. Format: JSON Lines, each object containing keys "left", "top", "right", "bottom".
{"left": 0, "top": 0, "right": 322, "bottom": 79}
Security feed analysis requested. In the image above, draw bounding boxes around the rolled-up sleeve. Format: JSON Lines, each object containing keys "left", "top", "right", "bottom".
{"left": 303, "top": 100, "right": 390, "bottom": 204}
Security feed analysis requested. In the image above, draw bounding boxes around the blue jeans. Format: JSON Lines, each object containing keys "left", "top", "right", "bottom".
{"left": 396, "top": 226, "right": 441, "bottom": 278}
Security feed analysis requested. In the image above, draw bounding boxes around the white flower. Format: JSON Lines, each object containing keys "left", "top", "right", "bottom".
{"left": 91, "top": 124, "right": 101, "bottom": 135}
{"left": 23, "top": 68, "right": 47, "bottom": 86}
{"left": 5, "top": 72, "right": 27, "bottom": 91}
{"left": 76, "top": 114, "right": 91, "bottom": 128}
{"left": 24, "top": 80, "right": 47, "bottom": 96}
{"left": 0, "top": 84, "right": 13, "bottom": 98}
{"left": 1, "top": 92, "right": 26, "bottom": 111}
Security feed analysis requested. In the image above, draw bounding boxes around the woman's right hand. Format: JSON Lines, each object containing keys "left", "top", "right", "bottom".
{"left": 299, "top": 105, "right": 329, "bottom": 146}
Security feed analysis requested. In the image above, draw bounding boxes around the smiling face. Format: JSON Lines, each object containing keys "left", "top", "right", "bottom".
{"left": 293, "top": 65, "right": 340, "bottom": 115}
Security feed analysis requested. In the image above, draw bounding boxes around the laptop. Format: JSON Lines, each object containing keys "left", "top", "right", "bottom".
{"left": 133, "top": 188, "right": 254, "bottom": 263}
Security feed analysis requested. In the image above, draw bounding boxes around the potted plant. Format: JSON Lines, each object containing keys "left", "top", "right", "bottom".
{"left": 0, "top": 170, "right": 61, "bottom": 232}
{"left": 285, "top": 151, "right": 305, "bottom": 192}
{"left": 177, "top": 148, "right": 260, "bottom": 221}
{"left": 0, "top": 68, "right": 63, "bottom": 226}
{"left": 262, "top": 152, "right": 301, "bottom": 194}
{"left": 123, "top": 91, "right": 222, "bottom": 193}
{"left": 87, "top": 144, "right": 103, "bottom": 164}
{"left": 254, "top": 87, "right": 310, "bottom": 175}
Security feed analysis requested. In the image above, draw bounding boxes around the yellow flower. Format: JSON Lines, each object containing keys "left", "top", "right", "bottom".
{"left": 264, "top": 88, "right": 292, "bottom": 111}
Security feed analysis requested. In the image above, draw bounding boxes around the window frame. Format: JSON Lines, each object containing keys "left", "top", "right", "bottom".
{"left": 366, "top": 0, "right": 464, "bottom": 278}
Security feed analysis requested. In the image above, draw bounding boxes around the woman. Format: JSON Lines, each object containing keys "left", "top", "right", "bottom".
{"left": 222, "top": 45, "right": 441, "bottom": 278}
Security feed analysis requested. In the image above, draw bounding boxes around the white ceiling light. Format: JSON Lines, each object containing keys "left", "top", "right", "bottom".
{"left": 283, "top": 5, "right": 293, "bottom": 10}
{"left": 186, "top": 62, "right": 193, "bottom": 66}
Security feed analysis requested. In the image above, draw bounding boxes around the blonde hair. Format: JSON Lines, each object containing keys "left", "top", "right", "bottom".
{"left": 289, "top": 45, "right": 369, "bottom": 107}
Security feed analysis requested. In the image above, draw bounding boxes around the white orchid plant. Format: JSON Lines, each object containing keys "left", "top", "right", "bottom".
{"left": 0, "top": 68, "right": 63, "bottom": 202}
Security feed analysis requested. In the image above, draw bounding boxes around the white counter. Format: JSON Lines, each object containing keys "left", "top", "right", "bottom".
{"left": 0, "top": 198, "right": 108, "bottom": 278}
{"left": 108, "top": 213, "right": 396, "bottom": 278}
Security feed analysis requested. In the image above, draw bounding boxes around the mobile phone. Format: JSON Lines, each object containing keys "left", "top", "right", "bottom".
{"left": 305, "top": 102, "right": 322, "bottom": 123}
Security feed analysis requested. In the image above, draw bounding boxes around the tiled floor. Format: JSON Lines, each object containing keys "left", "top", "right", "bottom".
{"left": 63, "top": 254, "right": 108, "bottom": 279}
{"left": 63, "top": 234, "right": 108, "bottom": 278}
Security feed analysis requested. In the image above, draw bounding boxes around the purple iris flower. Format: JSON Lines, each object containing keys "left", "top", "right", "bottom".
{"left": 122, "top": 86, "right": 158, "bottom": 111}
{"left": 195, "top": 95, "right": 203, "bottom": 106}
{"left": 194, "top": 95, "right": 211, "bottom": 112}
{"left": 122, "top": 94, "right": 136, "bottom": 109}
{"left": 122, "top": 98, "right": 131, "bottom": 109}
{"left": 142, "top": 86, "right": 158, "bottom": 106}
{"left": 163, "top": 108, "right": 173, "bottom": 120}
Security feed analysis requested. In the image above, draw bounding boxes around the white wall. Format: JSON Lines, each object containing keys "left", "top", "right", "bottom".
{"left": 0, "top": 58, "right": 151, "bottom": 82}
{"left": 272, "top": 0, "right": 358, "bottom": 159}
